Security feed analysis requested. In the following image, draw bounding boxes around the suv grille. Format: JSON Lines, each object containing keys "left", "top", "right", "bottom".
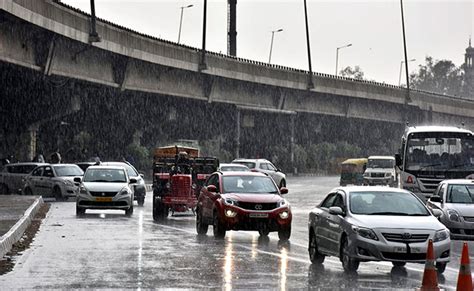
{"left": 90, "top": 191, "right": 117, "bottom": 197}
{"left": 382, "top": 233, "right": 429, "bottom": 243}
{"left": 238, "top": 202, "right": 277, "bottom": 211}
{"left": 370, "top": 173, "right": 385, "bottom": 178}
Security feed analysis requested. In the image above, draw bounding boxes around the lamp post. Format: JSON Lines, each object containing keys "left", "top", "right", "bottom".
{"left": 268, "top": 28, "right": 283, "bottom": 64}
{"left": 335, "top": 43, "right": 352, "bottom": 76}
{"left": 178, "top": 4, "right": 193, "bottom": 44}
{"left": 398, "top": 58, "right": 416, "bottom": 86}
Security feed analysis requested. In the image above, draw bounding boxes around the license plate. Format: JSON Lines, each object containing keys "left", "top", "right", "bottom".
{"left": 410, "top": 247, "right": 422, "bottom": 253}
{"left": 249, "top": 213, "right": 269, "bottom": 218}
{"left": 95, "top": 197, "right": 112, "bottom": 202}
{"left": 393, "top": 246, "right": 407, "bottom": 253}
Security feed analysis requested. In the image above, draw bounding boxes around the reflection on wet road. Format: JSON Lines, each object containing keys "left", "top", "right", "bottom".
{"left": 0, "top": 176, "right": 468, "bottom": 289}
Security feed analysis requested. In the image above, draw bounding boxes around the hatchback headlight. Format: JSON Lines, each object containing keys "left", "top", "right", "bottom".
{"left": 278, "top": 199, "right": 288, "bottom": 207}
{"left": 434, "top": 229, "right": 449, "bottom": 242}
{"left": 225, "top": 209, "right": 237, "bottom": 217}
{"left": 79, "top": 185, "right": 88, "bottom": 194}
{"left": 352, "top": 226, "right": 379, "bottom": 241}
{"left": 119, "top": 188, "right": 130, "bottom": 196}
{"left": 279, "top": 211, "right": 289, "bottom": 219}
{"left": 447, "top": 209, "right": 461, "bottom": 222}
{"left": 224, "top": 198, "right": 238, "bottom": 206}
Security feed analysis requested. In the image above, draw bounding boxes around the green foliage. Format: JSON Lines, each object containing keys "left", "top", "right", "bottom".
{"left": 339, "top": 66, "right": 365, "bottom": 80}
{"left": 125, "top": 143, "right": 150, "bottom": 174}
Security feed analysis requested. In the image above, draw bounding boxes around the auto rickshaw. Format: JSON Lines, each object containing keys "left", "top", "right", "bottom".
{"left": 339, "top": 158, "right": 368, "bottom": 186}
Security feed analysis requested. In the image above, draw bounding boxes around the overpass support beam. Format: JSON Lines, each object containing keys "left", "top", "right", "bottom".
{"left": 290, "top": 114, "right": 296, "bottom": 175}
{"left": 235, "top": 108, "right": 240, "bottom": 158}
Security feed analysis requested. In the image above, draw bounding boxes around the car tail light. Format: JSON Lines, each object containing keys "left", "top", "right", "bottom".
{"left": 406, "top": 176, "right": 413, "bottom": 184}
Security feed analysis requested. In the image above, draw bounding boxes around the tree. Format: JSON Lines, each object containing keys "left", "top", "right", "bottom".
{"left": 339, "top": 66, "right": 365, "bottom": 80}
{"left": 410, "top": 56, "right": 463, "bottom": 96}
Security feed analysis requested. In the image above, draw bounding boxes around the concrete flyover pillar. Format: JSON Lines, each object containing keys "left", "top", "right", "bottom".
{"left": 290, "top": 115, "right": 296, "bottom": 175}
{"left": 27, "top": 124, "right": 39, "bottom": 161}
{"left": 235, "top": 109, "right": 240, "bottom": 159}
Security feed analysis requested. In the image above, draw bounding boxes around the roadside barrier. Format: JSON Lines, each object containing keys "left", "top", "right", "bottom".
{"left": 420, "top": 239, "right": 439, "bottom": 291}
{"left": 456, "top": 242, "right": 472, "bottom": 291}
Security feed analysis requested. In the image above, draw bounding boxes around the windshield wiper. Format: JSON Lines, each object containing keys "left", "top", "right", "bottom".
{"left": 368, "top": 212, "right": 409, "bottom": 215}
{"left": 446, "top": 163, "right": 471, "bottom": 170}
{"left": 407, "top": 213, "right": 429, "bottom": 216}
{"left": 418, "top": 163, "right": 441, "bottom": 171}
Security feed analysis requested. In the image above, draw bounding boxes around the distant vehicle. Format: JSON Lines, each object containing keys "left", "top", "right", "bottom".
{"left": 339, "top": 158, "right": 367, "bottom": 186}
{"left": 75, "top": 165, "right": 135, "bottom": 216}
{"left": 218, "top": 163, "right": 250, "bottom": 172}
{"left": 0, "top": 162, "right": 47, "bottom": 194}
{"left": 231, "top": 158, "right": 286, "bottom": 188}
{"left": 196, "top": 171, "right": 291, "bottom": 241}
{"left": 395, "top": 126, "right": 474, "bottom": 200}
{"left": 308, "top": 186, "right": 450, "bottom": 273}
{"left": 427, "top": 179, "right": 474, "bottom": 239}
{"left": 363, "top": 156, "right": 397, "bottom": 187}
{"left": 152, "top": 145, "right": 219, "bottom": 219}
{"left": 23, "top": 164, "right": 83, "bottom": 201}
{"left": 100, "top": 162, "right": 146, "bottom": 206}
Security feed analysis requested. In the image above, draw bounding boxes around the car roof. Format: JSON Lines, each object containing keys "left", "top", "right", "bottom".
{"left": 86, "top": 165, "right": 128, "bottom": 170}
{"left": 219, "top": 171, "right": 267, "bottom": 177}
{"left": 232, "top": 159, "right": 270, "bottom": 162}
{"left": 341, "top": 158, "right": 367, "bottom": 165}
{"left": 368, "top": 156, "right": 395, "bottom": 160}
{"left": 333, "top": 186, "right": 411, "bottom": 194}
{"left": 220, "top": 163, "right": 249, "bottom": 167}
{"left": 50, "top": 163, "right": 80, "bottom": 167}
{"left": 440, "top": 179, "right": 474, "bottom": 184}
{"left": 405, "top": 126, "right": 473, "bottom": 135}
{"left": 6, "top": 162, "right": 48, "bottom": 167}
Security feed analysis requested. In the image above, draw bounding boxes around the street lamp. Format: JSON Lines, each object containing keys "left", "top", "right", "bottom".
{"left": 335, "top": 43, "right": 352, "bottom": 76}
{"left": 178, "top": 4, "right": 194, "bottom": 44}
{"left": 268, "top": 28, "right": 283, "bottom": 64}
{"left": 398, "top": 58, "right": 416, "bottom": 86}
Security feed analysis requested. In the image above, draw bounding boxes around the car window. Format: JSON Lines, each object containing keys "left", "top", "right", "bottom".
{"left": 267, "top": 163, "right": 277, "bottom": 171}
{"left": 43, "top": 166, "right": 54, "bottom": 177}
{"left": 83, "top": 168, "right": 127, "bottom": 183}
{"left": 349, "top": 191, "right": 429, "bottom": 215}
{"left": 233, "top": 161, "right": 256, "bottom": 169}
{"left": 54, "top": 165, "right": 83, "bottom": 177}
{"left": 222, "top": 176, "right": 278, "bottom": 194}
{"left": 103, "top": 163, "right": 138, "bottom": 177}
{"left": 333, "top": 193, "right": 345, "bottom": 209}
{"left": 320, "top": 193, "right": 337, "bottom": 208}
{"left": 447, "top": 184, "right": 474, "bottom": 204}
{"left": 206, "top": 174, "right": 220, "bottom": 191}
{"left": 259, "top": 163, "right": 267, "bottom": 170}
{"left": 31, "top": 167, "right": 43, "bottom": 176}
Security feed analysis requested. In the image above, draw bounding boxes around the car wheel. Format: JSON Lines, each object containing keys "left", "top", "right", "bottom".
{"left": 341, "top": 238, "right": 359, "bottom": 272}
{"left": 196, "top": 208, "right": 208, "bottom": 235}
{"left": 436, "top": 262, "right": 447, "bottom": 274}
{"left": 309, "top": 231, "right": 325, "bottom": 264}
{"left": 125, "top": 204, "right": 134, "bottom": 216}
{"left": 392, "top": 261, "right": 406, "bottom": 267}
{"left": 53, "top": 187, "right": 64, "bottom": 201}
{"left": 213, "top": 212, "right": 226, "bottom": 239}
{"left": 24, "top": 187, "right": 33, "bottom": 196}
{"left": 279, "top": 179, "right": 286, "bottom": 188}
{"left": 258, "top": 229, "right": 270, "bottom": 237}
{"left": 138, "top": 197, "right": 145, "bottom": 207}
{"left": 0, "top": 184, "right": 9, "bottom": 195}
{"left": 76, "top": 206, "right": 85, "bottom": 216}
{"left": 153, "top": 199, "right": 166, "bottom": 220}
{"left": 278, "top": 226, "right": 291, "bottom": 241}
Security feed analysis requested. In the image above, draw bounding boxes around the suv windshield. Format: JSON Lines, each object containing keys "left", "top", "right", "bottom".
{"left": 53, "top": 165, "right": 83, "bottom": 177}
{"left": 222, "top": 176, "right": 278, "bottom": 194}
{"left": 367, "top": 159, "right": 394, "bottom": 168}
{"left": 349, "top": 191, "right": 429, "bottom": 216}
{"left": 447, "top": 184, "right": 474, "bottom": 203}
{"left": 83, "top": 168, "right": 127, "bottom": 183}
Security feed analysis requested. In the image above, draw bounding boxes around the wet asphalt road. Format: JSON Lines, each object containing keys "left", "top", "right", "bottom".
{"left": 0, "top": 176, "right": 471, "bottom": 289}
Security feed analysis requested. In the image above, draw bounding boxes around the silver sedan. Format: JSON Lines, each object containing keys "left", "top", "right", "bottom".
{"left": 308, "top": 186, "right": 450, "bottom": 273}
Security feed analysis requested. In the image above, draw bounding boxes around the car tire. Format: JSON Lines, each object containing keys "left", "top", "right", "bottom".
{"left": 278, "top": 226, "right": 291, "bottom": 241}
{"left": 0, "top": 183, "right": 9, "bottom": 195}
{"left": 138, "top": 197, "right": 145, "bottom": 207}
{"left": 258, "top": 229, "right": 270, "bottom": 237}
{"left": 24, "top": 187, "right": 33, "bottom": 196}
{"left": 341, "top": 238, "right": 359, "bottom": 272}
{"left": 53, "top": 187, "right": 65, "bottom": 201}
{"left": 436, "top": 262, "right": 447, "bottom": 274}
{"left": 76, "top": 206, "right": 85, "bottom": 216}
{"left": 213, "top": 212, "right": 226, "bottom": 239}
{"left": 392, "top": 261, "right": 406, "bottom": 267}
{"left": 309, "top": 231, "right": 325, "bottom": 264}
{"left": 125, "top": 204, "right": 134, "bottom": 216}
{"left": 279, "top": 179, "right": 286, "bottom": 188}
{"left": 196, "top": 208, "right": 208, "bottom": 235}
{"left": 153, "top": 199, "right": 167, "bottom": 220}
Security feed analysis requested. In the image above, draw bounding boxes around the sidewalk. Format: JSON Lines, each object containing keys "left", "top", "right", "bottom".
{"left": 0, "top": 195, "right": 43, "bottom": 257}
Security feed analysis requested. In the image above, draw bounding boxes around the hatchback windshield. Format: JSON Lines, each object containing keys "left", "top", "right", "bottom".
{"left": 83, "top": 168, "right": 127, "bottom": 183}
{"left": 53, "top": 165, "right": 83, "bottom": 177}
{"left": 232, "top": 162, "right": 256, "bottom": 169}
{"left": 103, "top": 163, "right": 138, "bottom": 177}
{"left": 220, "top": 165, "right": 250, "bottom": 172}
{"left": 447, "top": 184, "right": 474, "bottom": 203}
{"left": 349, "top": 191, "right": 429, "bottom": 216}
{"left": 222, "top": 176, "right": 278, "bottom": 194}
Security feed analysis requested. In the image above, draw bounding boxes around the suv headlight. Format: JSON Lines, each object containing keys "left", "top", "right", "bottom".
{"left": 224, "top": 198, "right": 238, "bottom": 206}
{"left": 352, "top": 226, "right": 379, "bottom": 241}
{"left": 278, "top": 199, "right": 288, "bottom": 207}
{"left": 79, "top": 185, "right": 88, "bottom": 194}
{"left": 385, "top": 173, "right": 391, "bottom": 177}
{"left": 363, "top": 172, "right": 369, "bottom": 177}
{"left": 434, "top": 229, "right": 449, "bottom": 242}
{"left": 447, "top": 209, "right": 461, "bottom": 222}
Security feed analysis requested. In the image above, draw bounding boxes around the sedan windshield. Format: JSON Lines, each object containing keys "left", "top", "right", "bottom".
{"left": 53, "top": 165, "right": 83, "bottom": 177}
{"left": 350, "top": 191, "right": 429, "bottom": 216}
{"left": 447, "top": 184, "right": 474, "bottom": 203}
{"left": 83, "top": 169, "right": 127, "bottom": 183}
{"left": 222, "top": 176, "right": 278, "bottom": 194}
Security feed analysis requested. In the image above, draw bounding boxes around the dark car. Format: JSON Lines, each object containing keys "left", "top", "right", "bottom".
{"left": 101, "top": 162, "right": 146, "bottom": 206}
{"left": 196, "top": 171, "right": 291, "bottom": 241}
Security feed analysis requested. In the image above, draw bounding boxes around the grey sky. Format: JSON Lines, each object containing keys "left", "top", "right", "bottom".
{"left": 62, "top": 0, "right": 473, "bottom": 85}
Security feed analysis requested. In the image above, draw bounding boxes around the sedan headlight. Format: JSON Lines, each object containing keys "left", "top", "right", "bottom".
{"left": 79, "top": 185, "right": 88, "bottom": 194}
{"left": 119, "top": 188, "right": 130, "bottom": 196}
{"left": 447, "top": 209, "right": 461, "bottom": 222}
{"left": 224, "top": 198, "right": 238, "bottom": 206}
{"left": 434, "top": 229, "right": 449, "bottom": 242}
{"left": 352, "top": 226, "right": 379, "bottom": 241}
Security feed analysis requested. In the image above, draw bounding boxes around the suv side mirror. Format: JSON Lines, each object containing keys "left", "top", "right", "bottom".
{"left": 74, "top": 177, "right": 82, "bottom": 183}
{"left": 429, "top": 196, "right": 442, "bottom": 203}
{"left": 139, "top": 173, "right": 145, "bottom": 179}
{"left": 329, "top": 206, "right": 345, "bottom": 216}
{"left": 207, "top": 185, "right": 217, "bottom": 193}
{"left": 280, "top": 187, "right": 288, "bottom": 194}
{"left": 395, "top": 154, "right": 402, "bottom": 167}
{"left": 129, "top": 178, "right": 137, "bottom": 184}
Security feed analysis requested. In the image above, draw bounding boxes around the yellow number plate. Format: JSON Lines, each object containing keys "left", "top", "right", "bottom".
{"left": 95, "top": 197, "right": 112, "bottom": 202}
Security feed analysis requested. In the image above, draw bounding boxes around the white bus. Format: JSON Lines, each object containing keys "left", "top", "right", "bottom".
{"left": 395, "top": 126, "right": 474, "bottom": 200}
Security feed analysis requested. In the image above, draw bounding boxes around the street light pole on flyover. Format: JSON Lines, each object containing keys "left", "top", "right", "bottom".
{"left": 335, "top": 43, "right": 352, "bottom": 76}
{"left": 178, "top": 4, "right": 193, "bottom": 44}
{"left": 268, "top": 28, "right": 283, "bottom": 64}
{"left": 398, "top": 58, "right": 416, "bottom": 86}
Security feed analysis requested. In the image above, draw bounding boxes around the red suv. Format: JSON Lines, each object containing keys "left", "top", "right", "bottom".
{"left": 196, "top": 171, "right": 292, "bottom": 241}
